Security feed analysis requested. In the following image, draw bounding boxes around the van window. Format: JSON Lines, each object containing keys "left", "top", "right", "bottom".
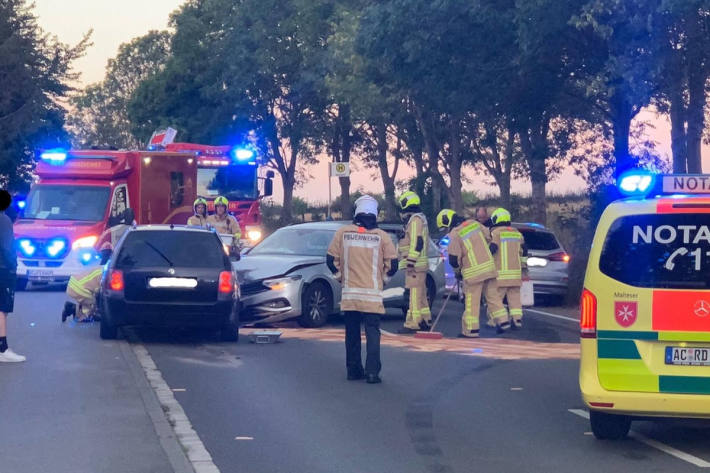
{"left": 600, "top": 214, "right": 710, "bottom": 289}
{"left": 170, "top": 172, "right": 184, "bottom": 208}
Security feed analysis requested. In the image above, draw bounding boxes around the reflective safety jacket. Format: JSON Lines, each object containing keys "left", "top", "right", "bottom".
{"left": 187, "top": 214, "right": 208, "bottom": 227}
{"left": 66, "top": 267, "right": 103, "bottom": 318}
{"left": 491, "top": 226, "right": 524, "bottom": 287}
{"left": 207, "top": 214, "right": 242, "bottom": 239}
{"left": 328, "top": 224, "right": 397, "bottom": 314}
{"left": 447, "top": 220, "right": 497, "bottom": 284}
{"left": 398, "top": 213, "right": 428, "bottom": 272}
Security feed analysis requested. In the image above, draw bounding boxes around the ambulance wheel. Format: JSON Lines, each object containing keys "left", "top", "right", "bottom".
{"left": 15, "top": 278, "right": 28, "bottom": 291}
{"left": 219, "top": 323, "right": 239, "bottom": 342}
{"left": 298, "top": 281, "right": 332, "bottom": 328}
{"left": 100, "top": 317, "right": 118, "bottom": 340}
{"left": 589, "top": 410, "right": 631, "bottom": 440}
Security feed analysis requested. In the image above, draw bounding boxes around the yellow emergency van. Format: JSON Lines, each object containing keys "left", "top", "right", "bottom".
{"left": 580, "top": 172, "right": 710, "bottom": 440}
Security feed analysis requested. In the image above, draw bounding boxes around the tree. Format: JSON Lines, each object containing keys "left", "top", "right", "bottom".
{"left": 129, "top": 0, "right": 332, "bottom": 224}
{"left": 68, "top": 30, "right": 171, "bottom": 149}
{"left": 0, "top": 0, "right": 89, "bottom": 189}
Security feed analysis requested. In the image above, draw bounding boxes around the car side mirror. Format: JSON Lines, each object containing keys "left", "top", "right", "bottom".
{"left": 122, "top": 208, "right": 135, "bottom": 225}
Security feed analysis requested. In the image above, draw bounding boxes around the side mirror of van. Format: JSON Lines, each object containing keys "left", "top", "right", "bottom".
{"left": 122, "top": 208, "right": 135, "bottom": 225}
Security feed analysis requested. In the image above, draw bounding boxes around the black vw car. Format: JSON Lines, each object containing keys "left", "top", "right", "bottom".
{"left": 98, "top": 225, "right": 239, "bottom": 341}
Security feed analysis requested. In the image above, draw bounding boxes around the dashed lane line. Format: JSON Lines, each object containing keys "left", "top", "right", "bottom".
{"left": 568, "top": 409, "right": 710, "bottom": 468}
{"left": 525, "top": 308, "right": 578, "bottom": 323}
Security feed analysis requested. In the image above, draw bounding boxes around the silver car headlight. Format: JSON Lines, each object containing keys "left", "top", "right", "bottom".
{"left": 263, "top": 275, "right": 302, "bottom": 291}
{"left": 526, "top": 257, "right": 548, "bottom": 267}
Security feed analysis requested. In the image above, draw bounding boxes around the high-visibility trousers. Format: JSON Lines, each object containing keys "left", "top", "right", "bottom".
{"left": 499, "top": 285, "right": 522, "bottom": 323}
{"left": 462, "top": 279, "right": 508, "bottom": 334}
{"left": 404, "top": 270, "right": 431, "bottom": 329}
{"left": 66, "top": 272, "right": 100, "bottom": 321}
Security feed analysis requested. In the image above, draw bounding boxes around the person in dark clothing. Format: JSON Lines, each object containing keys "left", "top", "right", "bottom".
{"left": 0, "top": 190, "right": 24, "bottom": 362}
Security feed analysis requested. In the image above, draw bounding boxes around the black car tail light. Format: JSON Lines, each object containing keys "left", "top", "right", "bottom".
{"left": 219, "top": 271, "right": 233, "bottom": 294}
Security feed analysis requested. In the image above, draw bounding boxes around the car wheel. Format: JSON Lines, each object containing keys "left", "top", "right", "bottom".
{"left": 219, "top": 323, "right": 239, "bottom": 342}
{"left": 100, "top": 316, "right": 118, "bottom": 340}
{"left": 298, "top": 281, "right": 332, "bottom": 328}
{"left": 15, "top": 278, "right": 28, "bottom": 291}
{"left": 589, "top": 410, "right": 631, "bottom": 440}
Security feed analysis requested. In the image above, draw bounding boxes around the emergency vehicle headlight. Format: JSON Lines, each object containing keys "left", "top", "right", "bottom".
{"left": 247, "top": 229, "right": 262, "bottom": 242}
{"left": 78, "top": 249, "right": 98, "bottom": 265}
{"left": 232, "top": 147, "right": 255, "bottom": 161}
{"left": 17, "top": 200, "right": 25, "bottom": 209}
{"left": 618, "top": 171, "right": 656, "bottom": 196}
{"left": 18, "top": 239, "right": 36, "bottom": 257}
{"left": 263, "top": 276, "right": 302, "bottom": 291}
{"left": 46, "top": 239, "right": 66, "bottom": 257}
{"left": 72, "top": 235, "right": 98, "bottom": 250}
{"left": 40, "top": 150, "right": 68, "bottom": 164}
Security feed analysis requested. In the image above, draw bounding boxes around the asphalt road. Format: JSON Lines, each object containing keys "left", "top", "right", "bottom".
{"left": 3, "top": 289, "right": 710, "bottom": 473}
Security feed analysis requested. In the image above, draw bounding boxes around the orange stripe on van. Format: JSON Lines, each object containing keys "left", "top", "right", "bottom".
{"left": 653, "top": 290, "right": 710, "bottom": 332}
{"left": 657, "top": 198, "right": 710, "bottom": 214}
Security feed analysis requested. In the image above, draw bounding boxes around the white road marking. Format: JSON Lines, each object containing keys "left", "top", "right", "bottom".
{"left": 132, "top": 344, "right": 221, "bottom": 473}
{"left": 525, "top": 308, "right": 578, "bottom": 323}
{"left": 568, "top": 409, "right": 710, "bottom": 468}
{"left": 235, "top": 436, "right": 254, "bottom": 441}
{"left": 510, "top": 387, "right": 524, "bottom": 391}
{"left": 172, "top": 388, "right": 187, "bottom": 392}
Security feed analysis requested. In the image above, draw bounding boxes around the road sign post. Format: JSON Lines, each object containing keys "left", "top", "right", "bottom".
{"left": 328, "top": 162, "right": 350, "bottom": 219}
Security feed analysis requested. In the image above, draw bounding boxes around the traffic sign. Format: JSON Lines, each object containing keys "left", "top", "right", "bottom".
{"left": 330, "top": 162, "right": 350, "bottom": 177}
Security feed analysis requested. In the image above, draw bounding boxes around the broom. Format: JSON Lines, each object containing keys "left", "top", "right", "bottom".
{"left": 414, "top": 282, "right": 457, "bottom": 340}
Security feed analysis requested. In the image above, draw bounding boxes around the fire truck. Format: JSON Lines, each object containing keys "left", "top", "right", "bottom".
{"left": 13, "top": 143, "right": 274, "bottom": 289}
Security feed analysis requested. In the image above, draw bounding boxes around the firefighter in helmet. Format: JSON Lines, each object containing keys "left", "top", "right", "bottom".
{"left": 207, "top": 196, "right": 242, "bottom": 239}
{"left": 397, "top": 191, "right": 432, "bottom": 333}
{"left": 187, "top": 197, "right": 208, "bottom": 227}
{"left": 489, "top": 208, "right": 526, "bottom": 328}
{"left": 437, "top": 209, "right": 510, "bottom": 337}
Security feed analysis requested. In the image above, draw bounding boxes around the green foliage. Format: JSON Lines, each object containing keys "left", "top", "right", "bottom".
{"left": 0, "top": 0, "right": 89, "bottom": 190}
{"left": 68, "top": 30, "right": 170, "bottom": 148}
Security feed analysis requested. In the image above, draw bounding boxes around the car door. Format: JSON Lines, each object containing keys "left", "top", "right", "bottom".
{"left": 382, "top": 229, "right": 406, "bottom": 305}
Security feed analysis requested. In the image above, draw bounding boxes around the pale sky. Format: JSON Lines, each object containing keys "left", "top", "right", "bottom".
{"left": 32, "top": 1, "right": 708, "bottom": 204}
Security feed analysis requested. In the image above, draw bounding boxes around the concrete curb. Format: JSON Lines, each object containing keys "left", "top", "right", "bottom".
{"left": 119, "top": 339, "right": 197, "bottom": 473}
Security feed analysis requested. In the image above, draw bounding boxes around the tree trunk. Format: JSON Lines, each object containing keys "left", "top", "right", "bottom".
{"left": 280, "top": 173, "right": 295, "bottom": 225}
{"left": 338, "top": 105, "right": 354, "bottom": 219}
{"left": 686, "top": 62, "right": 705, "bottom": 173}
{"left": 611, "top": 94, "right": 633, "bottom": 177}
{"left": 448, "top": 119, "right": 464, "bottom": 213}
{"left": 669, "top": 82, "right": 688, "bottom": 173}
{"left": 519, "top": 117, "right": 549, "bottom": 226}
{"left": 375, "top": 123, "right": 398, "bottom": 220}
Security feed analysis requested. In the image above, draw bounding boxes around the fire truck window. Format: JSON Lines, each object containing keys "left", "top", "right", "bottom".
{"left": 170, "top": 172, "right": 184, "bottom": 208}
{"left": 197, "top": 166, "right": 258, "bottom": 200}
{"left": 111, "top": 187, "right": 127, "bottom": 218}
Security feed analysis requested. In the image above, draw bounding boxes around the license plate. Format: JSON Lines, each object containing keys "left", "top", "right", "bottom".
{"left": 27, "top": 269, "right": 54, "bottom": 281}
{"left": 148, "top": 277, "right": 197, "bottom": 289}
{"left": 665, "top": 346, "right": 710, "bottom": 366}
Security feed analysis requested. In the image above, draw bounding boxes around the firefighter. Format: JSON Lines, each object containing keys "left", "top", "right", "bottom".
{"left": 327, "top": 195, "right": 398, "bottom": 384}
{"left": 437, "top": 209, "right": 510, "bottom": 337}
{"left": 397, "top": 191, "right": 432, "bottom": 334}
{"left": 489, "top": 208, "right": 526, "bottom": 328}
{"left": 187, "top": 197, "right": 208, "bottom": 227}
{"left": 62, "top": 246, "right": 113, "bottom": 323}
{"left": 207, "top": 196, "right": 242, "bottom": 255}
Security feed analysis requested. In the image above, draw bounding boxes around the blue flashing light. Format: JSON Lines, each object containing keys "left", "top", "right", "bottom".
{"left": 231, "top": 147, "right": 255, "bottom": 161}
{"left": 525, "top": 222, "right": 545, "bottom": 229}
{"left": 18, "top": 239, "right": 36, "bottom": 257}
{"left": 618, "top": 171, "right": 656, "bottom": 196}
{"left": 46, "top": 239, "right": 66, "bottom": 258}
{"left": 439, "top": 235, "right": 450, "bottom": 247}
{"left": 40, "top": 149, "right": 68, "bottom": 164}
{"left": 78, "top": 248, "right": 97, "bottom": 265}
{"left": 17, "top": 200, "right": 25, "bottom": 209}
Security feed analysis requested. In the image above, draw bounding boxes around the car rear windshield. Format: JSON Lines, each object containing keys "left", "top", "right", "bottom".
{"left": 116, "top": 231, "right": 227, "bottom": 269}
{"left": 600, "top": 214, "right": 710, "bottom": 289}
{"left": 519, "top": 229, "right": 560, "bottom": 251}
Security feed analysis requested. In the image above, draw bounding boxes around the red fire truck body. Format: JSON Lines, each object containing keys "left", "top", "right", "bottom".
{"left": 14, "top": 145, "right": 271, "bottom": 287}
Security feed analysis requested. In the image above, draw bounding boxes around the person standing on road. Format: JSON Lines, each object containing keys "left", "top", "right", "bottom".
{"left": 187, "top": 197, "right": 209, "bottom": 227}
{"left": 475, "top": 207, "right": 492, "bottom": 227}
{"left": 397, "top": 191, "right": 432, "bottom": 334}
{"left": 0, "top": 190, "right": 25, "bottom": 362}
{"left": 327, "top": 195, "right": 398, "bottom": 384}
{"left": 489, "top": 208, "right": 526, "bottom": 329}
{"left": 437, "top": 209, "right": 510, "bottom": 337}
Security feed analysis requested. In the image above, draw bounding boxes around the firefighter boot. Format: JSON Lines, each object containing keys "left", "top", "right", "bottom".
{"left": 62, "top": 302, "right": 76, "bottom": 323}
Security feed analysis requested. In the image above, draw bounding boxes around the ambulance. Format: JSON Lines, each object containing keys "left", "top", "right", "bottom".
{"left": 580, "top": 172, "right": 710, "bottom": 440}
{"left": 14, "top": 143, "right": 273, "bottom": 288}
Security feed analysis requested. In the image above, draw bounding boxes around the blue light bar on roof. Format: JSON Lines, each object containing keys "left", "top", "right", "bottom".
{"left": 618, "top": 171, "right": 656, "bottom": 196}
{"left": 40, "top": 150, "right": 68, "bottom": 163}
{"left": 231, "top": 147, "right": 255, "bottom": 161}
